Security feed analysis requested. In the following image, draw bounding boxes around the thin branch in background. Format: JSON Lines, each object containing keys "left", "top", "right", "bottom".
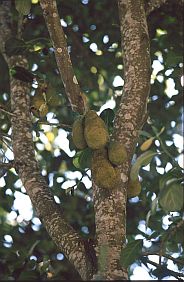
{"left": 151, "top": 125, "right": 181, "bottom": 169}
{"left": 145, "top": 258, "right": 184, "bottom": 278}
{"left": 142, "top": 252, "right": 184, "bottom": 266}
{"left": 158, "top": 219, "right": 184, "bottom": 266}
{"left": 38, "top": 121, "right": 72, "bottom": 130}
{"left": 0, "top": 132, "right": 11, "bottom": 140}
{"left": 0, "top": 161, "right": 14, "bottom": 170}
{"left": 145, "top": 0, "right": 168, "bottom": 15}
{"left": 0, "top": 137, "right": 13, "bottom": 153}
{"left": 0, "top": 106, "right": 16, "bottom": 117}
{"left": 146, "top": 0, "right": 184, "bottom": 15}
{"left": 39, "top": 0, "right": 87, "bottom": 114}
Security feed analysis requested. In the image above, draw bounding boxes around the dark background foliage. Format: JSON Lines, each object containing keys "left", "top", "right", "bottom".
{"left": 0, "top": 0, "right": 183, "bottom": 280}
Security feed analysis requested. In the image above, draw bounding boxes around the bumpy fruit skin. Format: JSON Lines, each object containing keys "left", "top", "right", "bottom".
{"left": 108, "top": 141, "right": 127, "bottom": 165}
{"left": 127, "top": 178, "right": 141, "bottom": 198}
{"left": 72, "top": 116, "right": 87, "bottom": 150}
{"left": 92, "top": 149, "right": 120, "bottom": 189}
{"left": 84, "top": 110, "right": 109, "bottom": 149}
{"left": 31, "top": 95, "right": 48, "bottom": 118}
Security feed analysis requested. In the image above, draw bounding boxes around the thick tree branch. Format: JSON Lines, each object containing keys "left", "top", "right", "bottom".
{"left": 91, "top": 0, "right": 151, "bottom": 280}
{"left": 115, "top": 0, "right": 150, "bottom": 269}
{"left": 40, "top": 0, "right": 85, "bottom": 114}
{"left": 145, "top": 0, "right": 168, "bottom": 15}
{"left": 0, "top": 2, "right": 93, "bottom": 280}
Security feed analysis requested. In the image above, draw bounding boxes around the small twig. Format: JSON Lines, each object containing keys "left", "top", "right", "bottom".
{"left": 145, "top": 258, "right": 184, "bottom": 278}
{"left": 0, "top": 161, "right": 14, "bottom": 170}
{"left": 0, "top": 106, "right": 16, "bottom": 117}
{"left": 0, "top": 132, "right": 11, "bottom": 140}
{"left": 142, "top": 252, "right": 184, "bottom": 266}
{"left": 38, "top": 121, "right": 72, "bottom": 129}
{"left": 151, "top": 125, "right": 181, "bottom": 168}
{"left": 0, "top": 138, "right": 13, "bottom": 153}
{"left": 158, "top": 220, "right": 184, "bottom": 265}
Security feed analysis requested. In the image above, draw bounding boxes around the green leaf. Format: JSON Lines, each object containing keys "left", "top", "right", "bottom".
{"left": 120, "top": 239, "right": 143, "bottom": 268}
{"left": 5, "top": 37, "right": 27, "bottom": 57}
{"left": 73, "top": 148, "right": 92, "bottom": 170}
{"left": 18, "top": 271, "right": 38, "bottom": 280}
{"left": 138, "top": 130, "right": 153, "bottom": 138}
{"left": 146, "top": 210, "right": 152, "bottom": 229}
{"left": 158, "top": 179, "right": 184, "bottom": 212}
{"left": 73, "top": 152, "right": 81, "bottom": 169}
{"left": 15, "top": 0, "right": 31, "bottom": 15}
{"left": 130, "top": 151, "right": 159, "bottom": 181}
{"left": 151, "top": 197, "right": 158, "bottom": 214}
{"left": 159, "top": 167, "right": 184, "bottom": 190}
{"left": 165, "top": 51, "right": 183, "bottom": 66}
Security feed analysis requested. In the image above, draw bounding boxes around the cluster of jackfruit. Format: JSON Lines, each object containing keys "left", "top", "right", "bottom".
{"left": 91, "top": 148, "right": 121, "bottom": 190}
{"left": 72, "top": 110, "right": 109, "bottom": 150}
{"left": 72, "top": 110, "right": 128, "bottom": 190}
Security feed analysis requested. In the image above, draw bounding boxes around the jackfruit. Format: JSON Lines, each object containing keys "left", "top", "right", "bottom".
{"left": 84, "top": 110, "right": 109, "bottom": 149}
{"left": 30, "top": 94, "right": 48, "bottom": 118}
{"left": 127, "top": 178, "right": 141, "bottom": 198}
{"left": 72, "top": 116, "right": 87, "bottom": 150}
{"left": 92, "top": 149, "right": 120, "bottom": 189}
{"left": 108, "top": 141, "right": 127, "bottom": 165}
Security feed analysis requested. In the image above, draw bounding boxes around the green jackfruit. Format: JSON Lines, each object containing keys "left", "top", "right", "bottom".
{"left": 108, "top": 141, "right": 127, "bottom": 165}
{"left": 84, "top": 110, "right": 109, "bottom": 149}
{"left": 72, "top": 116, "right": 87, "bottom": 150}
{"left": 127, "top": 178, "right": 141, "bottom": 198}
{"left": 92, "top": 149, "right": 120, "bottom": 189}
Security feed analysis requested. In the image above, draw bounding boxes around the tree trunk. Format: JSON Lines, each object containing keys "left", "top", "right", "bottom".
{"left": 0, "top": 0, "right": 152, "bottom": 280}
{"left": 91, "top": 0, "right": 151, "bottom": 279}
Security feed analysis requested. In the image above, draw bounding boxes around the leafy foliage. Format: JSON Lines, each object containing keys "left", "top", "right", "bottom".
{"left": 0, "top": 0, "right": 183, "bottom": 280}
{"left": 120, "top": 239, "right": 143, "bottom": 268}
{"left": 130, "top": 150, "right": 159, "bottom": 181}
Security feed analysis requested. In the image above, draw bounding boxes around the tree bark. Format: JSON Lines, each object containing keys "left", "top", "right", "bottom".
{"left": 92, "top": 0, "right": 151, "bottom": 279}
{"left": 0, "top": 0, "right": 151, "bottom": 280}
{"left": 0, "top": 2, "right": 93, "bottom": 280}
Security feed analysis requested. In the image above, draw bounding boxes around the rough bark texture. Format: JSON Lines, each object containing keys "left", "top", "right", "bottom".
{"left": 91, "top": 0, "right": 151, "bottom": 280}
{"left": 40, "top": 0, "right": 85, "bottom": 114}
{"left": 0, "top": 2, "right": 93, "bottom": 280}
{"left": 0, "top": 0, "right": 153, "bottom": 280}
